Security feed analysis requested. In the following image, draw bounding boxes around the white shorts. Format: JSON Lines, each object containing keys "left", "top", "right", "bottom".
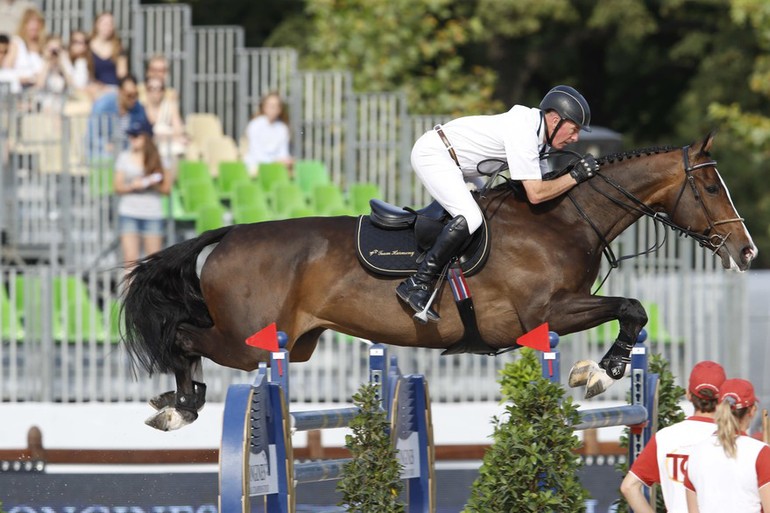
{"left": 410, "top": 130, "right": 484, "bottom": 234}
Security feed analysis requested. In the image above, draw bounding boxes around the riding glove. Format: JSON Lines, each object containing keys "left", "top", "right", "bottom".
{"left": 569, "top": 154, "right": 600, "bottom": 184}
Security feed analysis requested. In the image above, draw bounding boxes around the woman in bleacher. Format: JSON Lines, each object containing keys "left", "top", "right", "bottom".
{"left": 243, "top": 91, "right": 294, "bottom": 174}
{"left": 2, "top": 7, "right": 45, "bottom": 89}
{"left": 113, "top": 121, "right": 173, "bottom": 271}
{"left": 63, "top": 30, "right": 93, "bottom": 98}
{"left": 89, "top": 12, "right": 127, "bottom": 95}
{"left": 143, "top": 75, "right": 187, "bottom": 162}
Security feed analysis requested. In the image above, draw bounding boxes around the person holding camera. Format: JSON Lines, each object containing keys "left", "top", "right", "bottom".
{"left": 113, "top": 121, "right": 173, "bottom": 272}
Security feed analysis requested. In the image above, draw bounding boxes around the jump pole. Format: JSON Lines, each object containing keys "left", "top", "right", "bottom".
{"left": 218, "top": 332, "right": 435, "bottom": 512}
{"left": 540, "top": 329, "right": 659, "bottom": 466}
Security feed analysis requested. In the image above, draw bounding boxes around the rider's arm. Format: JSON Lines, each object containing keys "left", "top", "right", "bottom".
{"left": 520, "top": 173, "right": 578, "bottom": 204}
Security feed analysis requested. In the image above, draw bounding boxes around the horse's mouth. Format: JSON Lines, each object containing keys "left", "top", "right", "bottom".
{"left": 719, "top": 244, "right": 757, "bottom": 272}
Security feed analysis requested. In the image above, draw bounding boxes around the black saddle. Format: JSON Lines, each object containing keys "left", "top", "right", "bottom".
{"left": 355, "top": 199, "right": 490, "bottom": 277}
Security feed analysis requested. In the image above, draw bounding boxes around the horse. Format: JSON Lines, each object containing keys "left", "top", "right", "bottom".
{"left": 121, "top": 132, "right": 756, "bottom": 431}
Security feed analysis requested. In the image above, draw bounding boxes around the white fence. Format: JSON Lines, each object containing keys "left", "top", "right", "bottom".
{"left": 0, "top": 0, "right": 755, "bottom": 405}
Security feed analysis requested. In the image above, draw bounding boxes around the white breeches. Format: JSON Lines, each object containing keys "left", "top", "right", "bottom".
{"left": 410, "top": 130, "right": 484, "bottom": 234}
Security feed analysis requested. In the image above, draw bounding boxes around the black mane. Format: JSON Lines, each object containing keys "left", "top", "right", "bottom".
{"left": 597, "top": 145, "right": 678, "bottom": 165}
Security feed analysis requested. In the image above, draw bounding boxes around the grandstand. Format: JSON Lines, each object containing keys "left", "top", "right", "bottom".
{"left": 0, "top": 0, "right": 753, "bottom": 411}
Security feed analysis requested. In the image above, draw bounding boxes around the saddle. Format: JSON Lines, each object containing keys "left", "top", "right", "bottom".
{"left": 355, "top": 199, "right": 490, "bottom": 277}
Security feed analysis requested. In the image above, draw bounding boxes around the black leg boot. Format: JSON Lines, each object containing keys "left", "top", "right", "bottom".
{"left": 396, "top": 215, "right": 471, "bottom": 323}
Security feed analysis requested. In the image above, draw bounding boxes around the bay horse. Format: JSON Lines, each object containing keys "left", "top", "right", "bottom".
{"left": 122, "top": 133, "right": 756, "bottom": 431}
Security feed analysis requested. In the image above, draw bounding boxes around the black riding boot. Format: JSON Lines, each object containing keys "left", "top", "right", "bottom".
{"left": 396, "top": 215, "right": 471, "bottom": 323}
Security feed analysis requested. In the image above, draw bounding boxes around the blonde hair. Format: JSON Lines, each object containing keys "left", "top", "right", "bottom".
{"left": 16, "top": 8, "right": 46, "bottom": 48}
{"left": 715, "top": 399, "right": 751, "bottom": 458}
{"left": 91, "top": 12, "right": 123, "bottom": 61}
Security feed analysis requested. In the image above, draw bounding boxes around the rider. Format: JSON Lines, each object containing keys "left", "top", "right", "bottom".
{"left": 396, "top": 85, "right": 598, "bottom": 322}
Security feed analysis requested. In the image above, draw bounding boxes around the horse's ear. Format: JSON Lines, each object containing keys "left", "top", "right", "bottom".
{"left": 699, "top": 131, "right": 717, "bottom": 155}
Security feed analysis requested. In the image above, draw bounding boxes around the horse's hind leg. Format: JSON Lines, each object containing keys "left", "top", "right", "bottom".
{"left": 145, "top": 356, "right": 208, "bottom": 432}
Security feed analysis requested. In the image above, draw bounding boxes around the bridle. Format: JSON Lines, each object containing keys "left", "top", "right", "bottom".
{"left": 564, "top": 145, "right": 744, "bottom": 291}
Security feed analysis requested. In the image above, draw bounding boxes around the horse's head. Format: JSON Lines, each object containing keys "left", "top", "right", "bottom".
{"left": 661, "top": 132, "right": 757, "bottom": 271}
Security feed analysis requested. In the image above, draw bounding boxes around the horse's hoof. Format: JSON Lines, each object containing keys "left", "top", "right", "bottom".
{"left": 144, "top": 407, "right": 198, "bottom": 431}
{"left": 148, "top": 390, "right": 176, "bottom": 411}
{"left": 584, "top": 368, "right": 616, "bottom": 399}
{"left": 568, "top": 360, "right": 599, "bottom": 388}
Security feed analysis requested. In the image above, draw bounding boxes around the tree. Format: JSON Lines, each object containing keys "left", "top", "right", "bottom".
{"left": 464, "top": 348, "right": 589, "bottom": 512}
{"left": 301, "top": 0, "right": 501, "bottom": 115}
{"left": 337, "top": 383, "right": 404, "bottom": 512}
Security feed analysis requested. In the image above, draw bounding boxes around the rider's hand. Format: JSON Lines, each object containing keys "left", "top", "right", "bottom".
{"left": 569, "top": 154, "right": 600, "bottom": 184}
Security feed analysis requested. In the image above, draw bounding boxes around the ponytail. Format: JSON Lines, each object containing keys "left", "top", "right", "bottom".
{"left": 715, "top": 398, "right": 751, "bottom": 458}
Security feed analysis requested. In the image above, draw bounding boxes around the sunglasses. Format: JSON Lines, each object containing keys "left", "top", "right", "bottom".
{"left": 123, "top": 92, "right": 138, "bottom": 99}
{"left": 147, "top": 86, "right": 164, "bottom": 92}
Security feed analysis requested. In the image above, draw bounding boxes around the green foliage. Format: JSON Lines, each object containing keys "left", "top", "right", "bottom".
{"left": 614, "top": 354, "right": 685, "bottom": 513}
{"left": 301, "top": 0, "right": 501, "bottom": 115}
{"left": 337, "top": 383, "right": 404, "bottom": 513}
{"left": 463, "top": 348, "right": 589, "bottom": 512}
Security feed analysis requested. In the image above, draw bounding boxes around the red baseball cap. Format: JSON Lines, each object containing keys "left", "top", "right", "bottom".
{"left": 719, "top": 378, "right": 757, "bottom": 410}
{"left": 689, "top": 361, "right": 726, "bottom": 399}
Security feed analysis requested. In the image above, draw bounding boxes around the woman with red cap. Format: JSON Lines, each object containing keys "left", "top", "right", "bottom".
{"left": 621, "top": 360, "right": 726, "bottom": 513}
{"left": 684, "top": 378, "right": 770, "bottom": 513}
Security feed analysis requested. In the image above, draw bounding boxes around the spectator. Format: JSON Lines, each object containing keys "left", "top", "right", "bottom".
{"left": 143, "top": 75, "right": 187, "bottom": 161}
{"left": 89, "top": 74, "right": 152, "bottom": 157}
{"left": 684, "top": 378, "right": 770, "bottom": 513}
{"left": 0, "top": 33, "right": 20, "bottom": 93}
{"left": 35, "top": 36, "right": 71, "bottom": 111}
{"left": 138, "top": 54, "right": 178, "bottom": 104}
{"left": 243, "top": 91, "right": 293, "bottom": 174}
{"left": 620, "top": 361, "right": 727, "bottom": 513}
{"left": 3, "top": 7, "right": 45, "bottom": 89}
{"left": 113, "top": 121, "right": 173, "bottom": 271}
{"left": 63, "top": 30, "right": 93, "bottom": 97}
{"left": 89, "top": 12, "right": 127, "bottom": 93}
{"left": 0, "top": 0, "right": 36, "bottom": 38}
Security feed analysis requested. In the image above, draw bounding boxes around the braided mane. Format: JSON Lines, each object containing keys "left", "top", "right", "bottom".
{"left": 597, "top": 145, "right": 678, "bottom": 165}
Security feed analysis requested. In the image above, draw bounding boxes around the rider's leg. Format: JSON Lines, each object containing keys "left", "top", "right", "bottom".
{"left": 396, "top": 133, "right": 482, "bottom": 322}
{"left": 396, "top": 215, "right": 471, "bottom": 321}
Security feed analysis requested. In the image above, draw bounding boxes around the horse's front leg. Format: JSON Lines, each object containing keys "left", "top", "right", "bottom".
{"left": 545, "top": 292, "right": 648, "bottom": 398}
{"left": 145, "top": 356, "right": 207, "bottom": 431}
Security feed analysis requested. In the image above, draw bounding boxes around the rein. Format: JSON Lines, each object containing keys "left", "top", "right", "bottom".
{"left": 568, "top": 145, "right": 744, "bottom": 293}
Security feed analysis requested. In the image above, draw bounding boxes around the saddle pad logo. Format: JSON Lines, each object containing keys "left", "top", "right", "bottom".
{"left": 369, "top": 249, "right": 416, "bottom": 257}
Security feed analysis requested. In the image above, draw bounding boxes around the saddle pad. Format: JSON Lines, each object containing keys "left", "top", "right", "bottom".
{"left": 355, "top": 215, "right": 490, "bottom": 277}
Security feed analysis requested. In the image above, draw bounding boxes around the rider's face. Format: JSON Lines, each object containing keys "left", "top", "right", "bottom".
{"left": 551, "top": 120, "right": 581, "bottom": 149}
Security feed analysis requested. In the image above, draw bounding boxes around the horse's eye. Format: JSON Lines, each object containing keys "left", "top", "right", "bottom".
{"left": 705, "top": 184, "right": 719, "bottom": 194}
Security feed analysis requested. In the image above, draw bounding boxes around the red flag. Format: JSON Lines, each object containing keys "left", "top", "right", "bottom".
{"left": 245, "top": 322, "right": 279, "bottom": 352}
{"left": 517, "top": 322, "right": 550, "bottom": 352}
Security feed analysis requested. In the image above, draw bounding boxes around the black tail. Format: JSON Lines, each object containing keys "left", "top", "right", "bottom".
{"left": 121, "top": 226, "right": 234, "bottom": 376}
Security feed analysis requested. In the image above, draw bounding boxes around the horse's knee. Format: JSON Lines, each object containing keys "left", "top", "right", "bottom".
{"left": 620, "top": 298, "right": 648, "bottom": 327}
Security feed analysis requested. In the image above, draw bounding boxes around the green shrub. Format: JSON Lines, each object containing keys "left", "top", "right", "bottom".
{"left": 614, "top": 353, "right": 685, "bottom": 512}
{"left": 464, "top": 348, "right": 590, "bottom": 512}
{"left": 337, "top": 383, "right": 404, "bottom": 513}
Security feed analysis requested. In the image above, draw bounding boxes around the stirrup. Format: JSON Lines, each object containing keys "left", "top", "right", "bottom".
{"left": 413, "top": 288, "right": 440, "bottom": 324}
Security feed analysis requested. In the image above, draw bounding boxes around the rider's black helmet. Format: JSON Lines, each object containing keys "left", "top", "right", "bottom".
{"left": 539, "top": 85, "right": 592, "bottom": 132}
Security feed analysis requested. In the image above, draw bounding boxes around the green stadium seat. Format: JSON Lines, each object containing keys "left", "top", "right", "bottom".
{"left": 1, "top": 283, "right": 24, "bottom": 340}
{"left": 257, "top": 162, "right": 290, "bottom": 193}
{"left": 53, "top": 276, "right": 106, "bottom": 342}
{"left": 217, "top": 161, "right": 251, "bottom": 199}
{"left": 273, "top": 183, "right": 307, "bottom": 218}
{"left": 177, "top": 160, "right": 213, "bottom": 189}
{"left": 348, "top": 183, "right": 381, "bottom": 215}
{"left": 313, "top": 184, "right": 347, "bottom": 215}
{"left": 181, "top": 181, "right": 221, "bottom": 219}
{"left": 288, "top": 206, "right": 316, "bottom": 219}
{"left": 232, "top": 182, "right": 270, "bottom": 214}
{"left": 195, "top": 203, "right": 228, "bottom": 234}
{"left": 233, "top": 205, "right": 272, "bottom": 224}
{"left": 295, "top": 160, "right": 330, "bottom": 198}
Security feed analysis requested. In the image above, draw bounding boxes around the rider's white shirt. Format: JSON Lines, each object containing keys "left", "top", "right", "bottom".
{"left": 440, "top": 105, "right": 549, "bottom": 180}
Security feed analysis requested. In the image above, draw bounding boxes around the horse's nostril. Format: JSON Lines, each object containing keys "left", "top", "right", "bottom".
{"left": 743, "top": 246, "right": 757, "bottom": 262}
